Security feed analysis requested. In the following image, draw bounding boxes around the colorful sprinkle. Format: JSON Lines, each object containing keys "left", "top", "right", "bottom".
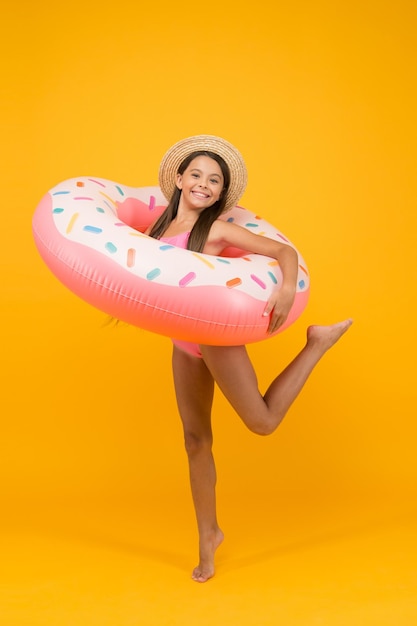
{"left": 226, "top": 277, "right": 242, "bottom": 288}
{"left": 99, "top": 191, "right": 117, "bottom": 207}
{"left": 147, "top": 268, "right": 161, "bottom": 281}
{"left": 83, "top": 225, "right": 103, "bottom": 234}
{"left": 127, "top": 248, "right": 136, "bottom": 268}
{"left": 192, "top": 253, "right": 215, "bottom": 269}
{"left": 88, "top": 178, "right": 106, "bottom": 187}
{"left": 149, "top": 196, "right": 156, "bottom": 211}
{"left": 53, "top": 208, "right": 64, "bottom": 214}
{"left": 299, "top": 264, "right": 308, "bottom": 275}
{"left": 277, "top": 233, "right": 289, "bottom": 242}
{"left": 105, "top": 242, "right": 117, "bottom": 253}
{"left": 227, "top": 217, "right": 234, "bottom": 223}
{"left": 76, "top": 181, "right": 85, "bottom": 187}
{"left": 159, "top": 244, "right": 174, "bottom": 251}
{"left": 268, "top": 271, "right": 278, "bottom": 284}
{"left": 74, "top": 196, "right": 94, "bottom": 201}
{"left": 52, "top": 191, "right": 70, "bottom": 196}
{"left": 299, "top": 279, "right": 306, "bottom": 289}
{"left": 179, "top": 272, "right": 196, "bottom": 287}
{"left": 66, "top": 213, "right": 79, "bottom": 234}
{"left": 251, "top": 274, "right": 266, "bottom": 289}
{"left": 245, "top": 223, "right": 259, "bottom": 228}
{"left": 216, "top": 258, "right": 231, "bottom": 264}
{"left": 268, "top": 260, "right": 279, "bottom": 266}
{"left": 115, "top": 185, "right": 124, "bottom": 196}
{"left": 96, "top": 207, "right": 105, "bottom": 213}
{"left": 129, "top": 231, "right": 147, "bottom": 238}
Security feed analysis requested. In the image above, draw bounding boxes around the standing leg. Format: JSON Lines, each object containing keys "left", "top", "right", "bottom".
{"left": 172, "top": 346, "right": 224, "bottom": 583}
{"left": 200, "top": 320, "right": 353, "bottom": 435}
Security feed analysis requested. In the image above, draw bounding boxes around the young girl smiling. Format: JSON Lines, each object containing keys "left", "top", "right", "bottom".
{"left": 148, "top": 135, "right": 352, "bottom": 582}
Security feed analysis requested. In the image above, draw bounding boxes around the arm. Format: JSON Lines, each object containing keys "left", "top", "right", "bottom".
{"left": 209, "top": 221, "right": 299, "bottom": 333}
{"left": 262, "top": 243, "right": 298, "bottom": 333}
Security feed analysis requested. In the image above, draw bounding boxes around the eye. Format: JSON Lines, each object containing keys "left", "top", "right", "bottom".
{"left": 191, "top": 173, "right": 199, "bottom": 178}
{"left": 210, "top": 178, "right": 220, "bottom": 184}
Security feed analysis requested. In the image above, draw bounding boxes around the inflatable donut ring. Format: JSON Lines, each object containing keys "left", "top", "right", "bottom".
{"left": 32, "top": 177, "right": 310, "bottom": 345}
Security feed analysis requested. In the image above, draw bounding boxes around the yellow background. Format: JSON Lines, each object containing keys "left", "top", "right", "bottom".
{"left": 1, "top": 0, "right": 416, "bottom": 623}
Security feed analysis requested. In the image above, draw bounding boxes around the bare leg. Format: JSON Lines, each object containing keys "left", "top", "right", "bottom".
{"left": 200, "top": 320, "right": 353, "bottom": 435}
{"left": 172, "top": 346, "right": 224, "bottom": 583}
{"left": 171, "top": 320, "right": 352, "bottom": 581}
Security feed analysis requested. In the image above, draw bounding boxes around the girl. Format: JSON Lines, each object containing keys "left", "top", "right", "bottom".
{"left": 148, "top": 135, "right": 352, "bottom": 583}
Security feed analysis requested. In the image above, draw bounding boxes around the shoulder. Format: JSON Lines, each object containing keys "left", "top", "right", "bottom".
{"left": 204, "top": 219, "right": 256, "bottom": 255}
{"left": 208, "top": 218, "right": 293, "bottom": 258}
{"left": 202, "top": 220, "right": 236, "bottom": 255}
{"left": 208, "top": 219, "right": 252, "bottom": 245}
{"left": 208, "top": 219, "right": 236, "bottom": 241}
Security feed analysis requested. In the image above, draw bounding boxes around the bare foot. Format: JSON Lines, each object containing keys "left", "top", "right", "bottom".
{"left": 192, "top": 528, "right": 224, "bottom": 583}
{"left": 306, "top": 319, "right": 353, "bottom": 353}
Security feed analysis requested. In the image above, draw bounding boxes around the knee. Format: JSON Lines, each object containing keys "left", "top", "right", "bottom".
{"left": 247, "top": 416, "right": 283, "bottom": 436}
{"left": 243, "top": 406, "right": 287, "bottom": 436}
{"left": 249, "top": 423, "right": 276, "bottom": 436}
{"left": 183, "top": 430, "right": 213, "bottom": 457}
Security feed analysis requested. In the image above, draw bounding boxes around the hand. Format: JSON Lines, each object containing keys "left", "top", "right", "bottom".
{"left": 263, "top": 286, "right": 296, "bottom": 334}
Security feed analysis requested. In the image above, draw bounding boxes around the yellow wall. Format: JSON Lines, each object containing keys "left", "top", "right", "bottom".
{"left": 1, "top": 0, "right": 416, "bottom": 507}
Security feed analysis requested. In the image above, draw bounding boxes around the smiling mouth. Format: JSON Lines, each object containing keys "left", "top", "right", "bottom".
{"left": 191, "top": 191, "right": 210, "bottom": 199}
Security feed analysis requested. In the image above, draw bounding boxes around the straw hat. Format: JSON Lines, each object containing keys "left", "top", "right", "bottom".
{"left": 158, "top": 134, "right": 247, "bottom": 211}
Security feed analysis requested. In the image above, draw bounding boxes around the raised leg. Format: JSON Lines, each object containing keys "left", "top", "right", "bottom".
{"left": 200, "top": 320, "right": 353, "bottom": 435}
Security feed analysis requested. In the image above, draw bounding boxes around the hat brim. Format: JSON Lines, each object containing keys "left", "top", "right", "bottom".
{"left": 158, "top": 135, "right": 247, "bottom": 211}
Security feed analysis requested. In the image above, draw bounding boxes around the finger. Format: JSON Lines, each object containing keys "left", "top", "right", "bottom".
{"left": 268, "top": 315, "right": 283, "bottom": 333}
{"left": 270, "top": 309, "right": 290, "bottom": 333}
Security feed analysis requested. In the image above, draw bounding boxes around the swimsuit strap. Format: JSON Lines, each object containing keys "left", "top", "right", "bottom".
{"left": 159, "top": 232, "right": 191, "bottom": 248}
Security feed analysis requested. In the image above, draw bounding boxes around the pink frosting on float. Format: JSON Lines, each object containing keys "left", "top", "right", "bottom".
{"left": 32, "top": 177, "right": 310, "bottom": 345}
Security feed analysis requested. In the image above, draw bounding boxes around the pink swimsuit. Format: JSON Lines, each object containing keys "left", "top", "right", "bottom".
{"left": 159, "top": 232, "right": 190, "bottom": 248}
{"left": 159, "top": 232, "right": 203, "bottom": 358}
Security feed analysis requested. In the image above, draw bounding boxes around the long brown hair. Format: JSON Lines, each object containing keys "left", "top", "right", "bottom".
{"left": 149, "top": 151, "right": 230, "bottom": 253}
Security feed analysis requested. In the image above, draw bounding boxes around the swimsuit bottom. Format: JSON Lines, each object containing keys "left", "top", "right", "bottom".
{"left": 171, "top": 338, "right": 203, "bottom": 358}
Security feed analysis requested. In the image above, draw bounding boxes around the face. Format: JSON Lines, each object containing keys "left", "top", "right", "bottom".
{"left": 176, "top": 156, "right": 224, "bottom": 211}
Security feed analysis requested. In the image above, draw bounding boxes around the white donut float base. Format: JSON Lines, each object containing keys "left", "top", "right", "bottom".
{"left": 32, "top": 177, "right": 310, "bottom": 345}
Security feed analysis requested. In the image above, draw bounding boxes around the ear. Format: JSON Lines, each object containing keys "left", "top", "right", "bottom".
{"left": 176, "top": 173, "right": 182, "bottom": 190}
